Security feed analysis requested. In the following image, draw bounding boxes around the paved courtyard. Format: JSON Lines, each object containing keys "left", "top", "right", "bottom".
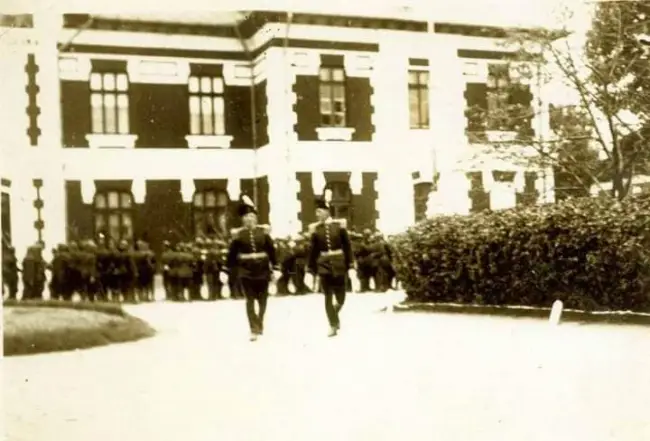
{"left": 3, "top": 292, "right": 650, "bottom": 441}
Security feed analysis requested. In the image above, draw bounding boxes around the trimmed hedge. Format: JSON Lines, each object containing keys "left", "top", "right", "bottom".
{"left": 390, "top": 195, "right": 650, "bottom": 312}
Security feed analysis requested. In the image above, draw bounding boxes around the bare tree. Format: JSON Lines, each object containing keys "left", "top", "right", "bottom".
{"left": 467, "top": 1, "right": 650, "bottom": 200}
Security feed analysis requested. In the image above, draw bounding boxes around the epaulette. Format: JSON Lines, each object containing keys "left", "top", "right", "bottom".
{"left": 230, "top": 227, "right": 243, "bottom": 236}
{"left": 257, "top": 224, "right": 271, "bottom": 234}
{"left": 332, "top": 218, "right": 348, "bottom": 229}
{"left": 308, "top": 222, "right": 320, "bottom": 234}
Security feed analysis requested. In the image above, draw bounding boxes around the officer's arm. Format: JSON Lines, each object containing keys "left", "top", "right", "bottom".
{"left": 226, "top": 238, "right": 239, "bottom": 271}
{"left": 265, "top": 234, "right": 279, "bottom": 269}
{"left": 340, "top": 228, "right": 353, "bottom": 270}
{"left": 308, "top": 233, "right": 319, "bottom": 274}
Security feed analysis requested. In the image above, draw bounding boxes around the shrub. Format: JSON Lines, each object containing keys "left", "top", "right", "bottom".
{"left": 3, "top": 302, "right": 155, "bottom": 356}
{"left": 390, "top": 194, "right": 650, "bottom": 312}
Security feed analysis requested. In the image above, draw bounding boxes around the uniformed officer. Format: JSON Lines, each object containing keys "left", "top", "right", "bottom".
{"left": 227, "top": 195, "right": 278, "bottom": 342}
{"left": 307, "top": 190, "right": 354, "bottom": 337}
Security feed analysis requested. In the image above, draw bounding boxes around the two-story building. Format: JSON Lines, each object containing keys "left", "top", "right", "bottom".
{"left": 0, "top": 11, "right": 557, "bottom": 259}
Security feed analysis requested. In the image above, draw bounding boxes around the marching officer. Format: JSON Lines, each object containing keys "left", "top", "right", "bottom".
{"left": 308, "top": 190, "right": 354, "bottom": 337}
{"left": 227, "top": 195, "right": 278, "bottom": 342}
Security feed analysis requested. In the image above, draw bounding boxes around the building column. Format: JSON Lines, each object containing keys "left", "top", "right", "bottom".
{"left": 9, "top": 177, "right": 39, "bottom": 259}
{"left": 372, "top": 39, "right": 414, "bottom": 234}
{"left": 263, "top": 47, "right": 301, "bottom": 236}
{"left": 34, "top": 11, "right": 66, "bottom": 255}
{"left": 431, "top": 171, "right": 471, "bottom": 215}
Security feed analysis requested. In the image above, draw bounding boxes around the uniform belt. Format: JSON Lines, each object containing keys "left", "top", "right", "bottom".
{"left": 320, "top": 249, "right": 343, "bottom": 257}
{"left": 238, "top": 252, "right": 268, "bottom": 260}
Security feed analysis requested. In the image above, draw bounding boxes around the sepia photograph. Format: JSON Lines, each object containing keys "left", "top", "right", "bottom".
{"left": 1, "top": 0, "right": 649, "bottom": 440}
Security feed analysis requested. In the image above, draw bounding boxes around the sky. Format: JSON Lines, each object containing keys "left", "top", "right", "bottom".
{"left": 0, "top": 0, "right": 594, "bottom": 31}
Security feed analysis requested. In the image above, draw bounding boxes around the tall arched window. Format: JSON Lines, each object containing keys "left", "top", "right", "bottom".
{"left": 94, "top": 191, "right": 134, "bottom": 243}
{"left": 323, "top": 182, "right": 353, "bottom": 223}
{"left": 193, "top": 189, "right": 229, "bottom": 238}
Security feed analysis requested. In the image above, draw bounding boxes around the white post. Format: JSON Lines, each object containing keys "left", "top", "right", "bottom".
{"left": 549, "top": 299, "right": 564, "bottom": 326}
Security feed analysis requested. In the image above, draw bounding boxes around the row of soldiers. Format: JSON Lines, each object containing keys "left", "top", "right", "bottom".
{"left": 2, "top": 229, "right": 395, "bottom": 302}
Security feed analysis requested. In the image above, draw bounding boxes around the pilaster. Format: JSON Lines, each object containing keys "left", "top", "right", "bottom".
{"left": 9, "top": 177, "right": 38, "bottom": 260}
{"left": 34, "top": 12, "right": 67, "bottom": 251}
{"left": 373, "top": 40, "right": 414, "bottom": 234}
{"left": 430, "top": 44, "right": 467, "bottom": 170}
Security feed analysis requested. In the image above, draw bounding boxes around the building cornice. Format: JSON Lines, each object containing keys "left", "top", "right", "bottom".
{"left": 59, "top": 12, "right": 560, "bottom": 42}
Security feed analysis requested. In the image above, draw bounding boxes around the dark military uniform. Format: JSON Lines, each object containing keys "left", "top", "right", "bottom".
{"left": 308, "top": 209, "right": 353, "bottom": 336}
{"left": 78, "top": 242, "right": 99, "bottom": 301}
{"left": 2, "top": 246, "right": 19, "bottom": 299}
{"left": 95, "top": 243, "right": 112, "bottom": 301}
{"left": 227, "top": 195, "right": 278, "bottom": 339}
{"left": 115, "top": 241, "right": 137, "bottom": 302}
{"left": 160, "top": 241, "right": 174, "bottom": 300}
{"left": 22, "top": 245, "right": 46, "bottom": 300}
{"left": 292, "top": 236, "right": 312, "bottom": 294}
{"left": 356, "top": 230, "right": 375, "bottom": 292}
{"left": 375, "top": 235, "right": 395, "bottom": 292}
{"left": 174, "top": 243, "right": 194, "bottom": 301}
{"left": 190, "top": 244, "right": 205, "bottom": 301}
{"left": 204, "top": 240, "right": 226, "bottom": 300}
{"left": 134, "top": 241, "right": 156, "bottom": 302}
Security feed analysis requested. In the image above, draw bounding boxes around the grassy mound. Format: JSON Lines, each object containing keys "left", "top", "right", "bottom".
{"left": 390, "top": 194, "right": 650, "bottom": 312}
{"left": 3, "top": 300, "right": 155, "bottom": 356}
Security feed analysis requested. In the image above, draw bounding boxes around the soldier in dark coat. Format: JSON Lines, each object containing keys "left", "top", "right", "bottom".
{"left": 204, "top": 238, "right": 225, "bottom": 300}
{"left": 95, "top": 239, "right": 112, "bottom": 302}
{"left": 115, "top": 240, "right": 137, "bottom": 302}
{"left": 66, "top": 241, "right": 82, "bottom": 299}
{"left": 79, "top": 241, "right": 99, "bottom": 301}
{"left": 292, "top": 234, "right": 312, "bottom": 294}
{"left": 2, "top": 246, "right": 19, "bottom": 300}
{"left": 160, "top": 240, "right": 174, "bottom": 301}
{"left": 189, "top": 240, "right": 205, "bottom": 301}
{"left": 308, "top": 190, "right": 353, "bottom": 337}
{"left": 356, "top": 229, "right": 374, "bottom": 292}
{"left": 275, "top": 237, "right": 292, "bottom": 295}
{"left": 227, "top": 195, "right": 278, "bottom": 342}
{"left": 22, "top": 244, "right": 46, "bottom": 300}
{"left": 135, "top": 240, "right": 156, "bottom": 302}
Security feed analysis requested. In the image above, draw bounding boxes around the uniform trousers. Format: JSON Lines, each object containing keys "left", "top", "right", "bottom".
{"left": 240, "top": 277, "right": 269, "bottom": 334}
{"left": 320, "top": 274, "right": 346, "bottom": 328}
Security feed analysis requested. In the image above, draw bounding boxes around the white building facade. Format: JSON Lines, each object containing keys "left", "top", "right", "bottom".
{"left": 0, "top": 11, "right": 556, "bottom": 259}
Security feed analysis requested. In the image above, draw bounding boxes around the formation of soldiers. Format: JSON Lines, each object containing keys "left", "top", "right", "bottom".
{"left": 2, "top": 228, "right": 396, "bottom": 302}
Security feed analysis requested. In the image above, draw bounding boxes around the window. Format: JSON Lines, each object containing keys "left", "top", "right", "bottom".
{"left": 323, "top": 182, "right": 352, "bottom": 223}
{"left": 486, "top": 64, "right": 511, "bottom": 131}
{"left": 189, "top": 76, "right": 225, "bottom": 135}
{"left": 319, "top": 67, "right": 346, "bottom": 127}
{"left": 94, "top": 191, "right": 134, "bottom": 243}
{"left": 193, "top": 190, "right": 229, "bottom": 238}
{"left": 408, "top": 71, "right": 429, "bottom": 129}
{"left": 90, "top": 72, "right": 130, "bottom": 134}
{"left": 413, "top": 182, "right": 433, "bottom": 222}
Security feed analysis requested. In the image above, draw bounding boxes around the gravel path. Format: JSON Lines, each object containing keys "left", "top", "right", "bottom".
{"left": 4, "top": 292, "right": 650, "bottom": 441}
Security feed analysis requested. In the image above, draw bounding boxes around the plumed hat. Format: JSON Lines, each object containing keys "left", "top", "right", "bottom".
{"left": 238, "top": 194, "right": 257, "bottom": 217}
{"left": 315, "top": 188, "right": 332, "bottom": 210}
